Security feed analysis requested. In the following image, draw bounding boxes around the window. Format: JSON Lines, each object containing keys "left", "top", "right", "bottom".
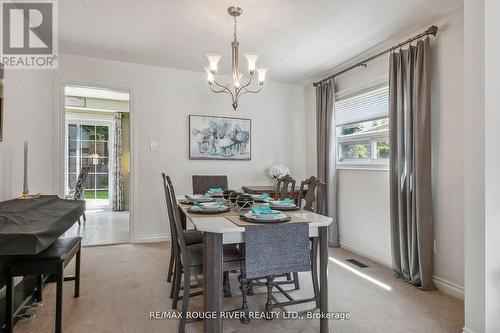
{"left": 66, "top": 121, "right": 112, "bottom": 204}
{"left": 335, "top": 84, "right": 389, "bottom": 169}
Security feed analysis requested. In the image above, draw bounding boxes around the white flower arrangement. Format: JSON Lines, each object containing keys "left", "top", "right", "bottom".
{"left": 267, "top": 164, "right": 290, "bottom": 182}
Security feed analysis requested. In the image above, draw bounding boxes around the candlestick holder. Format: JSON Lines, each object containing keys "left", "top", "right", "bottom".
{"left": 18, "top": 192, "right": 41, "bottom": 200}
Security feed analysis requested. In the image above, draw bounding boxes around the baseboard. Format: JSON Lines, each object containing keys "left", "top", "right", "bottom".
{"left": 133, "top": 233, "right": 170, "bottom": 243}
{"left": 432, "top": 275, "right": 464, "bottom": 300}
{"left": 339, "top": 239, "right": 464, "bottom": 300}
{"left": 462, "top": 327, "right": 475, "bottom": 333}
{"left": 339, "top": 239, "right": 392, "bottom": 268}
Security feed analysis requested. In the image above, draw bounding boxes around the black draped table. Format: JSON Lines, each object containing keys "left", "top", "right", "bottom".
{"left": 0, "top": 195, "right": 84, "bottom": 327}
{"left": 0, "top": 195, "right": 85, "bottom": 256}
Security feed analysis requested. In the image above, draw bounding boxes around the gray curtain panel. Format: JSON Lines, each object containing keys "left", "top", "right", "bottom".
{"left": 112, "top": 113, "right": 125, "bottom": 211}
{"left": 389, "top": 38, "right": 434, "bottom": 290}
{"left": 316, "top": 78, "right": 339, "bottom": 247}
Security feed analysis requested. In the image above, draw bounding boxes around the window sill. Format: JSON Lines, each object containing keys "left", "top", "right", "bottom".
{"left": 336, "top": 164, "right": 389, "bottom": 171}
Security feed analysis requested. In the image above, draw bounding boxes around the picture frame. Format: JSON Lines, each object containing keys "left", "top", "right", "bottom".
{"left": 189, "top": 115, "right": 251, "bottom": 160}
{"left": 0, "top": 63, "right": 3, "bottom": 142}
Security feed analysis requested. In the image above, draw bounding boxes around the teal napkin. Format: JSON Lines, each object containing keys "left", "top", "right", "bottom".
{"left": 251, "top": 205, "right": 280, "bottom": 215}
{"left": 193, "top": 201, "right": 225, "bottom": 208}
{"left": 259, "top": 193, "right": 270, "bottom": 198}
{"left": 208, "top": 188, "right": 223, "bottom": 193}
{"left": 269, "top": 198, "right": 295, "bottom": 205}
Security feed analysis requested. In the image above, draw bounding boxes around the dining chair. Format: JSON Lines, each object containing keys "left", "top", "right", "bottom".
{"left": 298, "top": 175, "right": 326, "bottom": 307}
{"left": 161, "top": 174, "right": 203, "bottom": 289}
{"left": 274, "top": 174, "right": 296, "bottom": 200}
{"left": 297, "top": 176, "right": 325, "bottom": 213}
{"left": 260, "top": 176, "right": 326, "bottom": 307}
{"left": 66, "top": 167, "right": 90, "bottom": 225}
{"left": 164, "top": 176, "right": 250, "bottom": 331}
{"left": 192, "top": 175, "right": 228, "bottom": 194}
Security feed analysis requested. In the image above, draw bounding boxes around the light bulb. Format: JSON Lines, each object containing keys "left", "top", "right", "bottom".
{"left": 257, "top": 68, "right": 268, "bottom": 84}
{"left": 204, "top": 67, "right": 214, "bottom": 84}
{"left": 245, "top": 53, "right": 259, "bottom": 74}
{"left": 206, "top": 53, "right": 221, "bottom": 73}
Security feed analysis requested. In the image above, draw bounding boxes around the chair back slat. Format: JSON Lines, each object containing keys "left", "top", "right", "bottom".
{"left": 74, "top": 167, "right": 90, "bottom": 200}
{"left": 192, "top": 175, "right": 228, "bottom": 194}
{"left": 297, "top": 176, "right": 325, "bottom": 213}
{"left": 275, "top": 174, "right": 296, "bottom": 200}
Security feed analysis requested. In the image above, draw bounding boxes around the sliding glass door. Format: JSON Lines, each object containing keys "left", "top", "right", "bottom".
{"left": 66, "top": 119, "right": 113, "bottom": 207}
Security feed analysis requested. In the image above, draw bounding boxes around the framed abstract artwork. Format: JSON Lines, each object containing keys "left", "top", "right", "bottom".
{"left": 189, "top": 115, "right": 251, "bottom": 160}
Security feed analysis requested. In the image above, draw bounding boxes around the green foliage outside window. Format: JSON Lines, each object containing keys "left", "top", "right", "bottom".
{"left": 376, "top": 141, "right": 389, "bottom": 159}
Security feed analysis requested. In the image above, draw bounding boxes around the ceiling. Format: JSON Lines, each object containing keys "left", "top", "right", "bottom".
{"left": 59, "top": 0, "right": 462, "bottom": 84}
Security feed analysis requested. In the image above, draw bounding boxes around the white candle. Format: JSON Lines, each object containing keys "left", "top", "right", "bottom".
{"left": 23, "top": 141, "right": 29, "bottom": 194}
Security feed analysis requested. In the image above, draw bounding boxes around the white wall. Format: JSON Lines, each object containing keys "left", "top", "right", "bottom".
{"left": 484, "top": 0, "right": 500, "bottom": 331}
{"left": 305, "top": 8, "right": 465, "bottom": 298}
{"left": 0, "top": 55, "right": 306, "bottom": 242}
{"left": 0, "top": 70, "right": 56, "bottom": 202}
{"left": 463, "top": 0, "right": 485, "bottom": 331}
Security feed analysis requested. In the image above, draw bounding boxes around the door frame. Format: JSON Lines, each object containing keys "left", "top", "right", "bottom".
{"left": 53, "top": 79, "right": 135, "bottom": 244}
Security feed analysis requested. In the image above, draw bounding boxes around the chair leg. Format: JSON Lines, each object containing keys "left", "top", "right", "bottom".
{"left": 293, "top": 272, "right": 300, "bottom": 290}
{"left": 265, "top": 275, "right": 275, "bottom": 317}
{"left": 75, "top": 246, "right": 81, "bottom": 298}
{"left": 36, "top": 275, "right": 43, "bottom": 302}
{"left": 238, "top": 266, "right": 250, "bottom": 324}
{"left": 169, "top": 245, "right": 178, "bottom": 299}
{"left": 78, "top": 217, "right": 81, "bottom": 226}
{"left": 55, "top": 262, "right": 64, "bottom": 333}
{"left": 179, "top": 267, "right": 191, "bottom": 333}
{"left": 167, "top": 243, "right": 175, "bottom": 283}
{"left": 285, "top": 273, "right": 292, "bottom": 281}
{"left": 5, "top": 269, "right": 14, "bottom": 333}
{"left": 172, "top": 258, "right": 182, "bottom": 309}
{"left": 311, "top": 238, "right": 320, "bottom": 307}
{"left": 223, "top": 271, "right": 232, "bottom": 298}
{"left": 247, "top": 279, "right": 254, "bottom": 296}
{"left": 82, "top": 213, "right": 86, "bottom": 222}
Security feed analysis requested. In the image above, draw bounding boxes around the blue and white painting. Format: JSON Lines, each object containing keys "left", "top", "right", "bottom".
{"left": 189, "top": 115, "right": 251, "bottom": 160}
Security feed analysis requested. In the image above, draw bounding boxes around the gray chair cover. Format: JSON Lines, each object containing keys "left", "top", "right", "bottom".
{"left": 244, "top": 223, "right": 310, "bottom": 279}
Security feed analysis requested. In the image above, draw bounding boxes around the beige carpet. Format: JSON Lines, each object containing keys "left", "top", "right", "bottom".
{"left": 14, "top": 243, "right": 463, "bottom": 333}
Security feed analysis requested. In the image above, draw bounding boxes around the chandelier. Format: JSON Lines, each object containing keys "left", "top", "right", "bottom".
{"left": 205, "top": 6, "right": 267, "bottom": 111}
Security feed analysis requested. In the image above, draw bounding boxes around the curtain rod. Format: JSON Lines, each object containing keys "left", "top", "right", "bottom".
{"left": 312, "top": 25, "right": 438, "bottom": 87}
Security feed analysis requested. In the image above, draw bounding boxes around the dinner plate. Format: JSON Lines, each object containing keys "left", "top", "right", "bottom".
{"left": 240, "top": 213, "right": 291, "bottom": 223}
{"left": 250, "top": 194, "right": 271, "bottom": 201}
{"left": 183, "top": 196, "right": 214, "bottom": 203}
{"left": 207, "top": 192, "right": 223, "bottom": 197}
{"left": 269, "top": 205, "right": 300, "bottom": 211}
{"left": 187, "top": 206, "right": 230, "bottom": 214}
{"left": 179, "top": 199, "right": 195, "bottom": 205}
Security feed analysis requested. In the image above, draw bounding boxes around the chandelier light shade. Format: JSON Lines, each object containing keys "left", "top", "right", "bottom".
{"left": 205, "top": 6, "right": 267, "bottom": 110}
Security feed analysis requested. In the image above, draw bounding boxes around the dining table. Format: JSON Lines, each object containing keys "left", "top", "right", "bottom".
{"left": 177, "top": 197, "right": 332, "bottom": 333}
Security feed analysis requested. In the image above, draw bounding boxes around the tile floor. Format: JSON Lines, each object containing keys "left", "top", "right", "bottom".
{"left": 65, "top": 209, "right": 130, "bottom": 246}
